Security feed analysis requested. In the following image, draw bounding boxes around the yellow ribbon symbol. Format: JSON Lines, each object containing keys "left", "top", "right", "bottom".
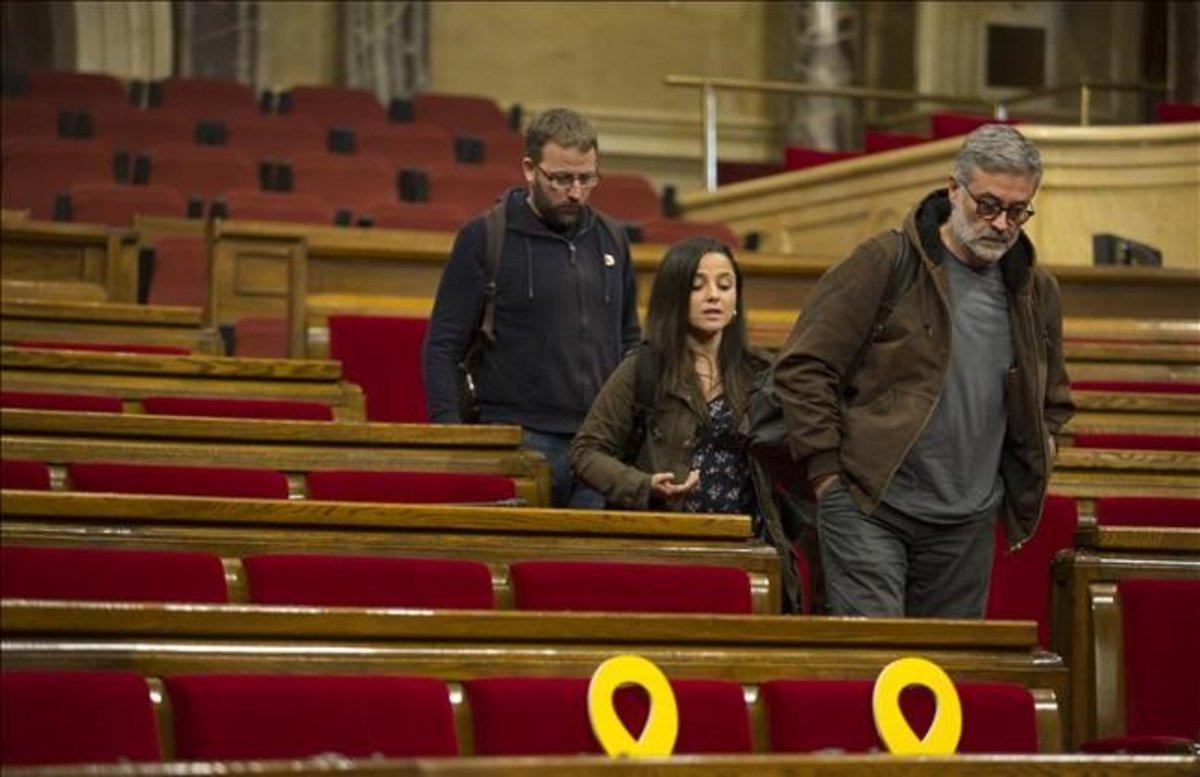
{"left": 872, "top": 656, "right": 963, "bottom": 755}
{"left": 587, "top": 654, "right": 679, "bottom": 758}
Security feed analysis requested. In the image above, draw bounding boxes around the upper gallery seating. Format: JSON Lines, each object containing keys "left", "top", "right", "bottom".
{"left": 142, "top": 234, "right": 208, "bottom": 308}
{"left": 213, "top": 112, "right": 327, "bottom": 159}
{"left": 24, "top": 69, "right": 129, "bottom": 110}
{"left": 410, "top": 92, "right": 509, "bottom": 135}
{"left": 140, "top": 143, "right": 258, "bottom": 202}
{"left": 1, "top": 138, "right": 117, "bottom": 218}
{"left": 281, "top": 85, "right": 388, "bottom": 128}
{"left": 147, "top": 76, "right": 260, "bottom": 120}
{"left": 214, "top": 189, "right": 338, "bottom": 225}
{"left": 66, "top": 183, "right": 188, "bottom": 227}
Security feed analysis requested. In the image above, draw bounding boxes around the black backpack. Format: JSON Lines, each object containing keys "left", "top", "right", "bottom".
{"left": 457, "top": 200, "right": 630, "bottom": 422}
{"left": 737, "top": 230, "right": 918, "bottom": 497}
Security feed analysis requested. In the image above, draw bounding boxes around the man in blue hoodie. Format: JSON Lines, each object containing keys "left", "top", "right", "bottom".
{"left": 423, "top": 108, "right": 641, "bottom": 507}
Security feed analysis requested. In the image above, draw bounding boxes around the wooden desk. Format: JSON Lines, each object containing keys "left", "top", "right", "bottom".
{"left": 1, "top": 298, "right": 222, "bottom": 354}
{"left": 1, "top": 219, "right": 133, "bottom": 303}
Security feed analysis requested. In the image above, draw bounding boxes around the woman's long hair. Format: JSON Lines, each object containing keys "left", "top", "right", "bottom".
{"left": 644, "top": 236, "right": 755, "bottom": 417}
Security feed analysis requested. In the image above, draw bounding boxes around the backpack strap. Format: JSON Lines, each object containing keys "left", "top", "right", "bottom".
{"left": 624, "top": 344, "right": 660, "bottom": 463}
{"left": 479, "top": 200, "right": 507, "bottom": 343}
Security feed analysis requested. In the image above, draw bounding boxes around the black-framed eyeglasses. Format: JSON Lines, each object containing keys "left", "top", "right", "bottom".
{"left": 956, "top": 178, "right": 1035, "bottom": 226}
{"left": 535, "top": 164, "right": 600, "bottom": 191}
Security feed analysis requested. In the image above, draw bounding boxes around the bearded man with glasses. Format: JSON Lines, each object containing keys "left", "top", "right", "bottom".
{"left": 773, "top": 124, "right": 1074, "bottom": 618}
{"left": 424, "top": 107, "right": 640, "bottom": 508}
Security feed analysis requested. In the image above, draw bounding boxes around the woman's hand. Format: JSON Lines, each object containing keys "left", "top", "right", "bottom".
{"left": 650, "top": 470, "right": 700, "bottom": 501}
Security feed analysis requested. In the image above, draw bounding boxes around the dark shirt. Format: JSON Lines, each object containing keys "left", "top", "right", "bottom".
{"left": 683, "top": 396, "right": 754, "bottom": 515}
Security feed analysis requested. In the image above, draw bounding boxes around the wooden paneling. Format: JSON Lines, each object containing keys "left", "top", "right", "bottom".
{"left": 1, "top": 219, "right": 133, "bottom": 302}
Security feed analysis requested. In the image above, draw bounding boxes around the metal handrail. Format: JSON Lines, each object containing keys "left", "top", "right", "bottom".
{"left": 666, "top": 75, "right": 1170, "bottom": 191}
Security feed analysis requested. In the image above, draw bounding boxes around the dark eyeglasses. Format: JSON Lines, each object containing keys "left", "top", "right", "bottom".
{"left": 535, "top": 164, "right": 600, "bottom": 191}
{"left": 956, "top": 179, "right": 1035, "bottom": 226}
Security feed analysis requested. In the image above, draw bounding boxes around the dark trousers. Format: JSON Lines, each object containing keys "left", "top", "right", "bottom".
{"left": 522, "top": 429, "right": 605, "bottom": 509}
{"left": 816, "top": 481, "right": 996, "bottom": 618}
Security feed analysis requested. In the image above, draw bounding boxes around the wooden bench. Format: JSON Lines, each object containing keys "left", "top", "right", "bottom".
{"left": 0, "top": 409, "right": 551, "bottom": 506}
{"left": 0, "top": 599, "right": 1065, "bottom": 750}
{"left": 1048, "top": 448, "right": 1200, "bottom": 499}
{"left": 1, "top": 299, "right": 223, "bottom": 354}
{"left": 1050, "top": 526, "right": 1200, "bottom": 748}
{"left": 0, "top": 490, "right": 777, "bottom": 610}
{"left": 0, "top": 346, "right": 366, "bottom": 420}
{"left": 1, "top": 217, "right": 134, "bottom": 303}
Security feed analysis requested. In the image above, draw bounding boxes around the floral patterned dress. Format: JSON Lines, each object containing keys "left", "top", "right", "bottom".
{"left": 682, "top": 396, "right": 754, "bottom": 515}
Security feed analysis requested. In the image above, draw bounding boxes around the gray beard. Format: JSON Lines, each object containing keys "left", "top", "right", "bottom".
{"left": 949, "top": 207, "right": 1016, "bottom": 265}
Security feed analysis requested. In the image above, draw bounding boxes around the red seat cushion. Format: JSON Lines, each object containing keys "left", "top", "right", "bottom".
{"left": 510, "top": 561, "right": 753, "bottom": 614}
{"left": 930, "top": 113, "right": 1022, "bottom": 139}
{"left": 412, "top": 93, "right": 508, "bottom": 135}
{"left": 1095, "top": 497, "right": 1199, "bottom": 529}
{"left": 762, "top": 679, "right": 1038, "bottom": 753}
{"left": 986, "top": 495, "right": 1078, "bottom": 647}
{"left": 243, "top": 554, "right": 494, "bottom": 609}
{"left": 864, "top": 131, "right": 929, "bottom": 153}
{"left": 15, "top": 340, "right": 190, "bottom": 355}
{"left": 466, "top": 676, "right": 751, "bottom": 755}
{"left": 0, "top": 459, "right": 51, "bottom": 490}
{"left": 142, "top": 395, "right": 334, "bottom": 421}
{"left": 306, "top": 470, "right": 516, "bottom": 504}
{"left": 166, "top": 673, "right": 457, "bottom": 759}
{"left": 783, "top": 147, "right": 861, "bottom": 170}
{"left": 328, "top": 315, "right": 428, "bottom": 422}
{"left": 1118, "top": 579, "right": 1200, "bottom": 739}
{"left": 1, "top": 390, "right": 124, "bottom": 413}
{"left": 1070, "top": 433, "right": 1200, "bottom": 452}
{"left": 1155, "top": 102, "right": 1200, "bottom": 123}
{"left": 0, "top": 546, "right": 228, "bottom": 603}
{"left": 587, "top": 174, "right": 660, "bottom": 222}
{"left": 1, "top": 671, "right": 161, "bottom": 765}
{"left": 1071, "top": 380, "right": 1200, "bottom": 395}
{"left": 67, "top": 462, "right": 289, "bottom": 499}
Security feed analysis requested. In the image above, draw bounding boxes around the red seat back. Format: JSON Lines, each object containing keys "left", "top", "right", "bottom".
{"left": 27, "top": 70, "right": 128, "bottom": 110}
{"left": 1, "top": 97, "right": 59, "bottom": 139}
{"left": 89, "top": 107, "right": 192, "bottom": 153}
{"left": 1118, "top": 579, "right": 1200, "bottom": 739}
{"left": 0, "top": 459, "right": 52, "bottom": 490}
{"left": 328, "top": 314, "right": 428, "bottom": 422}
{"left": 146, "top": 234, "right": 207, "bottom": 308}
{"left": 425, "top": 165, "right": 522, "bottom": 213}
{"left": 221, "top": 189, "right": 334, "bottom": 225}
{"left": 466, "top": 676, "right": 751, "bottom": 755}
{"left": 243, "top": 553, "right": 495, "bottom": 609}
{"left": 1, "top": 139, "right": 114, "bottom": 218}
{"left": 1095, "top": 497, "right": 1199, "bottom": 529}
{"left": 288, "top": 152, "right": 397, "bottom": 211}
{"left": 166, "top": 673, "right": 457, "bottom": 759}
{"left": 930, "top": 112, "right": 1022, "bottom": 139}
{"left": 783, "top": 147, "right": 861, "bottom": 170}
{"left": 587, "top": 173, "right": 660, "bottom": 221}
{"left": 142, "top": 395, "right": 333, "bottom": 421}
{"left": 1071, "top": 380, "right": 1200, "bottom": 395}
{"left": 864, "top": 130, "right": 929, "bottom": 153}
{"left": 69, "top": 183, "right": 187, "bottom": 227}
{"left": 67, "top": 462, "right": 289, "bottom": 499}
{"left": 221, "top": 113, "right": 325, "bottom": 160}
{"left": 155, "top": 77, "right": 259, "bottom": 120}
{"left": 306, "top": 470, "right": 516, "bottom": 504}
{"left": 361, "top": 200, "right": 468, "bottom": 232}
{"left": 1, "top": 390, "right": 124, "bottom": 414}
{"left": 510, "top": 561, "right": 754, "bottom": 614}
{"left": 412, "top": 93, "right": 508, "bottom": 135}
{"left": 145, "top": 143, "right": 257, "bottom": 200}
{"left": 286, "top": 85, "right": 386, "bottom": 128}
{"left": 1, "top": 671, "right": 161, "bottom": 765}
{"left": 0, "top": 545, "right": 228, "bottom": 603}
{"left": 640, "top": 218, "right": 740, "bottom": 250}
{"left": 762, "top": 679, "right": 1038, "bottom": 753}
{"left": 1070, "top": 433, "right": 1200, "bottom": 452}
{"left": 355, "top": 122, "right": 455, "bottom": 167}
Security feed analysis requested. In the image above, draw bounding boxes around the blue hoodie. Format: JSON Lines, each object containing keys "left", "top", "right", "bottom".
{"left": 423, "top": 187, "right": 641, "bottom": 433}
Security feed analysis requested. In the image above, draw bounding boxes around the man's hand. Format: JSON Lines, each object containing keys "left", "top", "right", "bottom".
{"left": 650, "top": 470, "right": 701, "bottom": 501}
{"left": 811, "top": 473, "right": 839, "bottom": 501}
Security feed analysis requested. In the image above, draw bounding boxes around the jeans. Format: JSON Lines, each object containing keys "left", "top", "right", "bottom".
{"left": 816, "top": 481, "right": 996, "bottom": 618}
{"left": 522, "top": 429, "right": 606, "bottom": 509}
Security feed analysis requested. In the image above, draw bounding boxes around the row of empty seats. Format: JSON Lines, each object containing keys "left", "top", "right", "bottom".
{"left": 0, "top": 669, "right": 1044, "bottom": 764}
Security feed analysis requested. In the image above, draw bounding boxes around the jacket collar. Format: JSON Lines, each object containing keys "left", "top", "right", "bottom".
{"left": 502, "top": 186, "right": 597, "bottom": 240}
{"left": 907, "top": 188, "right": 1036, "bottom": 293}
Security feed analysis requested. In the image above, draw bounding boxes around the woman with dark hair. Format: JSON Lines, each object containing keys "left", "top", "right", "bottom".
{"left": 570, "top": 236, "right": 800, "bottom": 609}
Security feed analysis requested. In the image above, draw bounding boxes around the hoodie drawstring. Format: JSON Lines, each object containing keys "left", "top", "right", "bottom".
{"left": 524, "top": 236, "right": 534, "bottom": 300}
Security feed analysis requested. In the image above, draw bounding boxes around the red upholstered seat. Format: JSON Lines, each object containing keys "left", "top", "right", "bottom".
{"left": 1118, "top": 578, "right": 1200, "bottom": 740}
{"left": 15, "top": 340, "right": 190, "bottom": 355}
{"left": 412, "top": 93, "right": 508, "bottom": 135}
{"left": 69, "top": 183, "right": 188, "bottom": 227}
{"left": 471, "top": 130, "right": 525, "bottom": 165}
{"left": 864, "top": 130, "right": 929, "bottom": 153}
{"left": 142, "top": 395, "right": 333, "bottom": 421}
{"left": 153, "top": 77, "right": 259, "bottom": 120}
{"left": 0, "top": 545, "right": 228, "bottom": 603}
{"left": 243, "top": 553, "right": 495, "bottom": 609}
{"left": 355, "top": 122, "right": 455, "bottom": 167}
{"left": 362, "top": 200, "right": 468, "bottom": 232}
{"left": 1, "top": 671, "right": 161, "bottom": 765}
{"left": 27, "top": 70, "right": 128, "bottom": 110}
{"left": 1156, "top": 102, "right": 1200, "bottom": 123}
{"left": 930, "top": 113, "right": 1021, "bottom": 139}
{"left": 286, "top": 85, "right": 387, "bottom": 128}
{"left": 762, "top": 679, "right": 1039, "bottom": 753}
{"left": 0, "top": 459, "right": 51, "bottom": 490}
{"left": 88, "top": 107, "right": 192, "bottom": 153}
{"left": 145, "top": 234, "right": 207, "bottom": 308}
{"left": 1, "top": 390, "right": 124, "bottom": 413}
{"left": 232, "top": 316, "right": 288, "bottom": 358}
{"left": 1081, "top": 735, "right": 1197, "bottom": 754}
{"left": 328, "top": 314, "right": 427, "bottom": 422}
{"left": 1071, "top": 380, "right": 1200, "bottom": 395}
{"left": 466, "top": 676, "right": 752, "bottom": 756}
{"left": 585, "top": 173, "right": 660, "bottom": 221}
{"left": 986, "top": 495, "right": 1077, "bottom": 648}
{"left": 306, "top": 470, "right": 517, "bottom": 504}
{"left": 717, "top": 160, "right": 786, "bottom": 186}
{"left": 67, "top": 462, "right": 289, "bottom": 499}
{"left": 221, "top": 113, "right": 326, "bottom": 160}
{"left": 640, "top": 218, "right": 741, "bottom": 250}
{"left": 510, "top": 561, "right": 753, "bottom": 614}
{"left": 287, "top": 152, "right": 398, "bottom": 211}
{"left": 1, "top": 138, "right": 114, "bottom": 218}
{"left": 220, "top": 189, "right": 335, "bottom": 225}
{"left": 1095, "top": 497, "right": 1199, "bottom": 528}
{"left": 166, "top": 673, "right": 457, "bottom": 759}
{"left": 425, "top": 165, "right": 523, "bottom": 213}
{"left": 1070, "top": 433, "right": 1200, "bottom": 452}
{"left": 783, "top": 147, "right": 861, "bottom": 170}
{"left": 1, "top": 97, "right": 59, "bottom": 139}
{"left": 144, "top": 143, "right": 258, "bottom": 200}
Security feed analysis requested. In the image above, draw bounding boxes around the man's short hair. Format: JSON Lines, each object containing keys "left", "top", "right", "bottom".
{"left": 953, "top": 124, "right": 1042, "bottom": 185}
{"left": 524, "top": 107, "right": 598, "bottom": 162}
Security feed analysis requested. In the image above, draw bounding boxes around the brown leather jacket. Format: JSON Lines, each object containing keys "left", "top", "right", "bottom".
{"left": 774, "top": 189, "right": 1075, "bottom": 549}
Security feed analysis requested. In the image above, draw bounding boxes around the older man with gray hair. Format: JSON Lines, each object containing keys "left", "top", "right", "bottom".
{"left": 774, "top": 124, "right": 1074, "bottom": 618}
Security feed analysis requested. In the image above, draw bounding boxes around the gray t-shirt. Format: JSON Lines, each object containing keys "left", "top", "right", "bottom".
{"left": 883, "top": 246, "right": 1012, "bottom": 522}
